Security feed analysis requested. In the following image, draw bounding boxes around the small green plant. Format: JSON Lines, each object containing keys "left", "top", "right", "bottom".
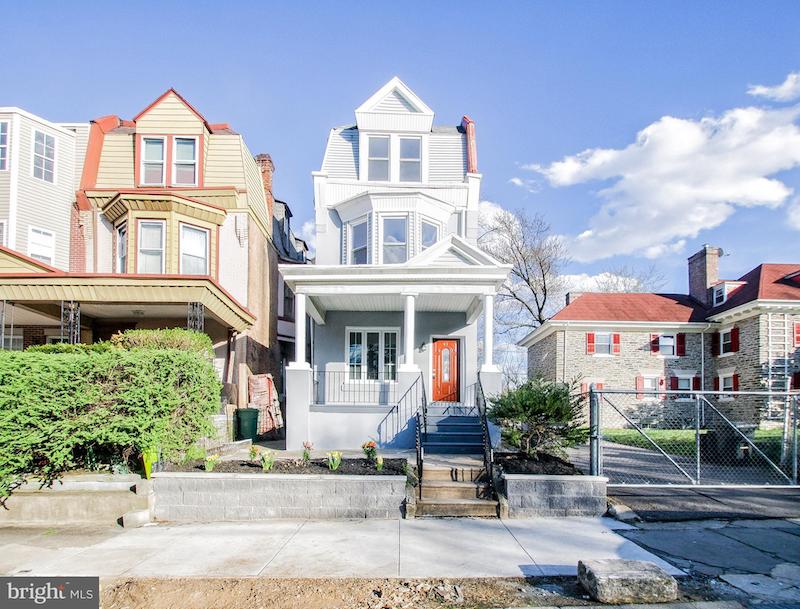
{"left": 302, "top": 441, "right": 313, "bottom": 465}
{"left": 375, "top": 455, "right": 384, "bottom": 472}
{"left": 183, "top": 445, "right": 207, "bottom": 463}
{"left": 260, "top": 449, "right": 275, "bottom": 472}
{"left": 204, "top": 454, "right": 220, "bottom": 472}
{"left": 361, "top": 440, "right": 377, "bottom": 461}
{"left": 249, "top": 444, "right": 259, "bottom": 461}
{"left": 326, "top": 451, "right": 342, "bottom": 471}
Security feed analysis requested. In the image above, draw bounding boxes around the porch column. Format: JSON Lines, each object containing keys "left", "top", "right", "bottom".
{"left": 401, "top": 293, "right": 418, "bottom": 371}
{"left": 291, "top": 293, "right": 308, "bottom": 368}
{"left": 481, "top": 293, "right": 500, "bottom": 375}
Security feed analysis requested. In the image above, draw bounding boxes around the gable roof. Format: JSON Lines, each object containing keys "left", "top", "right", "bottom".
{"left": 0, "top": 245, "right": 63, "bottom": 274}
{"left": 710, "top": 263, "right": 800, "bottom": 314}
{"left": 355, "top": 76, "right": 434, "bottom": 116}
{"left": 551, "top": 292, "right": 709, "bottom": 323}
{"left": 405, "top": 234, "right": 508, "bottom": 268}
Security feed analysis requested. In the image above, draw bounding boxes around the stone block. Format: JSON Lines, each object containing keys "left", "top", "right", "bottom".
{"left": 251, "top": 506, "right": 281, "bottom": 519}
{"left": 309, "top": 507, "right": 338, "bottom": 519}
{"left": 280, "top": 506, "right": 311, "bottom": 519}
{"left": 578, "top": 559, "right": 678, "bottom": 604}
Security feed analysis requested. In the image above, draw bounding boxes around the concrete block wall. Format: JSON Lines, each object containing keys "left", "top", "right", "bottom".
{"left": 503, "top": 474, "right": 607, "bottom": 518}
{"left": 152, "top": 473, "right": 407, "bottom": 521}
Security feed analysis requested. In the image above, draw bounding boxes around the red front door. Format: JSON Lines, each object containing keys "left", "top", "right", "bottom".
{"left": 432, "top": 339, "right": 459, "bottom": 402}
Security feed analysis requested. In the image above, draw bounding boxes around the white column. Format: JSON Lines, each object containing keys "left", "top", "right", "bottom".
{"left": 291, "top": 293, "right": 309, "bottom": 368}
{"left": 482, "top": 293, "right": 499, "bottom": 372}
{"left": 401, "top": 293, "right": 418, "bottom": 371}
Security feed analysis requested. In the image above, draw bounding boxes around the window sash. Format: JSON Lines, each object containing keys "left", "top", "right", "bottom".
{"left": 0, "top": 122, "right": 8, "bottom": 171}
{"left": 594, "top": 332, "right": 612, "bottom": 354}
{"left": 33, "top": 130, "right": 55, "bottom": 182}
{"left": 180, "top": 224, "right": 208, "bottom": 275}
{"left": 382, "top": 217, "right": 407, "bottom": 264}
{"left": 721, "top": 375, "right": 734, "bottom": 392}
{"left": 659, "top": 334, "right": 675, "bottom": 356}
{"left": 399, "top": 137, "right": 421, "bottom": 182}
{"left": 173, "top": 137, "right": 197, "bottom": 185}
{"left": 141, "top": 138, "right": 165, "bottom": 185}
{"left": 350, "top": 220, "right": 368, "bottom": 264}
{"left": 347, "top": 329, "right": 399, "bottom": 381}
{"left": 1, "top": 335, "right": 23, "bottom": 351}
{"left": 367, "top": 136, "right": 390, "bottom": 181}
{"left": 421, "top": 221, "right": 438, "bottom": 250}
{"left": 116, "top": 222, "right": 128, "bottom": 273}
{"left": 713, "top": 286, "right": 725, "bottom": 305}
{"left": 721, "top": 330, "right": 733, "bottom": 353}
{"left": 28, "top": 227, "right": 54, "bottom": 264}
{"left": 283, "top": 284, "right": 294, "bottom": 317}
{"left": 137, "top": 221, "right": 165, "bottom": 273}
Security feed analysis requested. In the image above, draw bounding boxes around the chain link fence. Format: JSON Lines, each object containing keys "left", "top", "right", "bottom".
{"left": 577, "top": 388, "right": 799, "bottom": 486}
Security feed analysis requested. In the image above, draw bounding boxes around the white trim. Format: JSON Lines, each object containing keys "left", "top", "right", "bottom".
{"left": 7, "top": 114, "right": 19, "bottom": 249}
{"left": 347, "top": 216, "right": 369, "bottom": 265}
{"left": 707, "top": 299, "right": 800, "bottom": 322}
{"left": 179, "top": 222, "right": 210, "bottom": 275}
{"left": 0, "top": 107, "right": 77, "bottom": 137}
{"left": 366, "top": 134, "right": 390, "bottom": 182}
{"left": 115, "top": 220, "right": 128, "bottom": 274}
{"left": 27, "top": 226, "right": 55, "bottom": 265}
{"left": 171, "top": 136, "right": 198, "bottom": 187}
{"left": 140, "top": 136, "right": 166, "bottom": 186}
{"left": 137, "top": 219, "right": 166, "bottom": 274}
{"left": 419, "top": 216, "right": 442, "bottom": 251}
{"left": 31, "top": 128, "right": 57, "bottom": 185}
{"left": 344, "top": 326, "right": 400, "bottom": 382}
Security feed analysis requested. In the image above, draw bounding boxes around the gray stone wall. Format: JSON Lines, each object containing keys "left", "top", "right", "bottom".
{"left": 527, "top": 332, "right": 559, "bottom": 381}
{"left": 153, "top": 473, "right": 407, "bottom": 521}
{"left": 503, "top": 474, "right": 607, "bottom": 518}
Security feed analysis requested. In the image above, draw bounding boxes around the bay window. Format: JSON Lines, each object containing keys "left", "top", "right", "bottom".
{"left": 137, "top": 220, "right": 165, "bottom": 273}
{"left": 382, "top": 216, "right": 407, "bottom": 263}
{"left": 180, "top": 224, "right": 209, "bottom": 275}
{"left": 399, "top": 137, "right": 421, "bottom": 182}
{"left": 347, "top": 328, "right": 399, "bottom": 381}
{"left": 116, "top": 222, "right": 128, "bottom": 273}
{"left": 367, "top": 136, "right": 389, "bottom": 181}
{"left": 173, "top": 137, "right": 197, "bottom": 185}
{"left": 421, "top": 220, "right": 439, "bottom": 250}
{"left": 350, "top": 219, "right": 368, "bottom": 264}
{"left": 141, "top": 137, "right": 165, "bottom": 185}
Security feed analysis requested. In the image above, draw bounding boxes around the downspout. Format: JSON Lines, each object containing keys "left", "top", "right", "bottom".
{"left": 701, "top": 323, "right": 713, "bottom": 390}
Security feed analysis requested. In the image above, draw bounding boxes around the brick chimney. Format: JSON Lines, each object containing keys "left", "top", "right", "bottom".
{"left": 688, "top": 244, "right": 722, "bottom": 306}
{"left": 255, "top": 153, "right": 275, "bottom": 227}
{"left": 566, "top": 292, "right": 583, "bottom": 306}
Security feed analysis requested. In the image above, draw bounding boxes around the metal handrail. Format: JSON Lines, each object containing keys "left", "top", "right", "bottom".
{"left": 415, "top": 409, "right": 423, "bottom": 500}
{"left": 476, "top": 373, "right": 494, "bottom": 493}
{"left": 313, "top": 369, "right": 399, "bottom": 405}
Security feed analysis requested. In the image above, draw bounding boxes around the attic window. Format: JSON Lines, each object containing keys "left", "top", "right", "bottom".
{"left": 368, "top": 136, "right": 389, "bottom": 181}
{"left": 713, "top": 285, "right": 726, "bottom": 306}
{"left": 399, "top": 137, "right": 421, "bottom": 182}
{"left": 173, "top": 137, "right": 197, "bottom": 185}
{"left": 141, "top": 137, "right": 165, "bottom": 185}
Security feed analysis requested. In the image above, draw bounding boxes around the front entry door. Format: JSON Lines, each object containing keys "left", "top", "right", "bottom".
{"left": 432, "top": 339, "right": 459, "bottom": 402}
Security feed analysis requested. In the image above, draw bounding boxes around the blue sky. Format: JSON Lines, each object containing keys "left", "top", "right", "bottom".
{"left": 4, "top": 1, "right": 800, "bottom": 292}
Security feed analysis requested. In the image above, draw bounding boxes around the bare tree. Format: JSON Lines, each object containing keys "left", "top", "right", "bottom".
{"left": 593, "top": 263, "right": 666, "bottom": 292}
{"left": 479, "top": 209, "right": 568, "bottom": 336}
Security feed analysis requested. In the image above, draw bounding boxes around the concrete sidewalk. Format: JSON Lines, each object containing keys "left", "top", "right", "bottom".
{"left": 0, "top": 517, "right": 680, "bottom": 579}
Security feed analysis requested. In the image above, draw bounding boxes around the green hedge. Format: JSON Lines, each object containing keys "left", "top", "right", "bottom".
{"left": 0, "top": 346, "right": 222, "bottom": 500}
{"left": 26, "top": 329, "right": 213, "bottom": 357}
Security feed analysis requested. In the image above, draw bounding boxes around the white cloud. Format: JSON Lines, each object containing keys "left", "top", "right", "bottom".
{"left": 299, "top": 219, "right": 316, "bottom": 255}
{"left": 748, "top": 72, "right": 800, "bottom": 102}
{"left": 509, "top": 176, "right": 539, "bottom": 193}
{"left": 788, "top": 196, "right": 800, "bottom": 231}
{"left": 478, "top": 200, "right": 507, "bottom": 228}
{"left": 532, "top": 103, "right": 800, "bottom": 261}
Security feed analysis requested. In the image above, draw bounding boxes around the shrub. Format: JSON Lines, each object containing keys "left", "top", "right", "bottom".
{"left": 0, "top": 347, "right": 222, "bottom": 501}
{"left": 489, "top": 378, "right": 588, "bottom": 458}
{"left": 110, "top": 328, "right": 214, "bottom": 358}
{"left": 26, "top": 342, "right": 113, "bottom": 354}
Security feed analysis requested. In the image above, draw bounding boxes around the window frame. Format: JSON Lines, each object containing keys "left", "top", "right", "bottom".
{"left": 713, "top": 285, "right": 726, "bottom": 306}
{"left": 593, "top": 331, "right": 613, "bottom": 356}
{"left": 137, "top": 219, "right": 166, "bottom": 274}
{"left": 349, "top": 217, "right": 369, "bottom": 265}
{"left": 172, "top": 136, "right": 198, "bottom": 186}
{"left": 720, "top": 328, "right": 734, "bottom": 355}
{"left": 719, "top": 373, "right": 735, "bottom": 401}
{"left": 640, "top": 375, "right": 660, "bottom": 402}
{"left": 398, "top": 136, "right": 422, "bottom": 183}
{"left": 674, "top": 375, "right": 694, "bottom": 402}
{"left": 659, "top": 333, "right": 676, "bottom": 357}
{"left": 140, "top": 136, "right": 166, "bottom": 186}
{"left": 27, "top": 226, "right": 55, "bottom": 265}
{"left": 283, "top": 283, "right": 295, "bottom": 319}
{"left": 179, "top": 222, "right": 210, "bottom": 276}
{"left": 1, "top": 333, "right": 23, "bottom": 351}
{"left": 0, "top": 121, "right": 8, "bottom": 171}
{"left": 367, "top": 135, "right": 390, "bottom": 182}
{"left": 345, "top": 326, "right": 400, "bottom": 383}
{"left": 0, "top": 220, "right": 6, "bottom": 247}
{"left": 380, "top": 214, "right": 408, "bottom": 264}
{"left": 115, "top": 221, "right": 128, "bottom": 273}
{"left": 32, "top": 129, "right": 56, "bottom": 184}
{"left": 420, "top": 218, "right": 440, "bottom": 251}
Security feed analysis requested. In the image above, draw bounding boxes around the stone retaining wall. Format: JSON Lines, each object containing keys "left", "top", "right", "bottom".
{"left": 152, "top": 473, "right": 407, "bottom": 521}
{"left": 502, "top": 474, "right": 607, "bottom": 518}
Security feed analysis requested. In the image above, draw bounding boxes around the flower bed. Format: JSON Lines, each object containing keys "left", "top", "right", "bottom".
{"left": 495, "top": 452, "right": 579, "bottom": 476}
{"left": 165, "top": 458, "right": 406, "bottom": 476}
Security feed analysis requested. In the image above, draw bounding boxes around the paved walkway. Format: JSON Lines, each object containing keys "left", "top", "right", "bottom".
{"left": 0, "top": 517, "right": 680, "bottom": 579}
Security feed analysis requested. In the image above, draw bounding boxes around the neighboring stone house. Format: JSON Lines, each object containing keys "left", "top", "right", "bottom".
{"left": 0, "top": 90, "right": 285, "bottom": 407}
{"left": 520, "top": 245, "right": 800, "bottom": 424}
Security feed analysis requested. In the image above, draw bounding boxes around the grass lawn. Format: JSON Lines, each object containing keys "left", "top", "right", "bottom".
{"left": 602, "top": 427, "right": 790, "bottom": 462}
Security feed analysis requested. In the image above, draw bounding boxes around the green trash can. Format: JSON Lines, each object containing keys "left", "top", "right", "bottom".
{"left": 236, "top": 408, "right": 259, "bottom": 442}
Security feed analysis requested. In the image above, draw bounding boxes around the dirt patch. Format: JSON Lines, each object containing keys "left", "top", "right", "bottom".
{"left": 165, "top": 458, "right": 407, "bottom": 476}
{"left": 494, "top": 452, "right": 579, "bottom": 475}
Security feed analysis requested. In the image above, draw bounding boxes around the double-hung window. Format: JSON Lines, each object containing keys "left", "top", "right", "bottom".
{"left": 720, "top": 374, "right": 735, "bottom": 399}
{"left": 399, "top": 137, "right": 421, "bottom": 182}
{"left": 28, "top": 227, "right": 54, "bottom": 264}
{"left": 675, "top": 376, "right": 692, "bottom": 400}
{"left": 0, "top": 122, "right": 8, "bottom": 171}
{"left": 594, "top": 332, "right": 612, "bottom": 355}
{"left": 33, "top": 130, "right": 55, "bottom": 183}
{"left": 173, "top": 137, "right": 197, "bottom": 185}
{"left": 1, "top": 334, "right": 23, "bottom": 351}
{"left": 180, "top": 224, "right": 209, "bottom": 275}
{"left": 350, "top": 219, "right": 368, "bottom": 264}
{"left": 283, "top": 283, "right": 294, "bottom": 318}
{"left": 116, "top": 222, "right": 128, "bottom": 273}
{"left": 421, "top": 220, "right": 439, "bottom": 250}
{"left": 659, "top": 334, "right": 675, "bottom": 356}
{"left": 642, "top": 376, "right": 658, "bottom": 399}
{"left": 713, "top": 285, "right": 726, "bottom": 306}
{"left": 137, "top": 220, "right": 165, "bottom": 273}
{"left": 367, "top": 136, "right": 389, "bottom": 181}
{"left": 721, "top": 329, "right": 734, "bottom": 354}
{"left": 141, "top": 137, "right": 165, "bottom": 185}
{"left": 382, "top": 217, "right": 407, "bottom": 263}
{"left": 347, "top": 328, "right": 399, "bottom": 381}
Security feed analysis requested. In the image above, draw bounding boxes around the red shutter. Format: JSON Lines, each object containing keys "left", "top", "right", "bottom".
{"left": 732, "top": 374, "right": 740, "bottom": 391}
{"left": 586, "top": 332, "right": 595, "bottom": 355}
{"left": 650, "top": 334, "right": 660, "bottom": 354}
{"left": 793, "top": 371, "right": 800, "bottom": 390}
{"left": 676, "top": 333, "right": 686, "bottom": 356}
{"left": 635, "top": 375, "right": 645, "bottom": 399}
{"left": 692, "top": 376, "right": 701, "bottom": 390}
{"left": 670, "top": 376, "right": 679, "bottom": 390}
{"left": 580, "top": 382, "right": 588, "bottom": 397}
{"left": 795, "top": 323, "right": 800, "bottom": 347}
{"left": 596, "top": 382, "right": 605, "bottom": 390}
{"left": 713, "top": 376, "right": 720, "bottom": 391}
{"left": 712, "top": 332, "right": 720, "bottom": 356}
{"left": 612, "top": 333, "right": 621, "bottom": 355}
{"left": 731, "top": 327, "right": 740, "bottom": 352}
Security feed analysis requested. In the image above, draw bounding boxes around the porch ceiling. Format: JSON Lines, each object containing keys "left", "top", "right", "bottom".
{"left": 311, "top": 293, "right": 476, "bottom": 313}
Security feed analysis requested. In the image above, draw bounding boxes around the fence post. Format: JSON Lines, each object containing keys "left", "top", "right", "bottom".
{"left": 793, "top": 396, "right": 798, "bottom": 486}
{"left": 695, "top": 394, "right": 701, "bottom": 485}
{"left": 589, "top": 384, "right": 600, "bottom": 476}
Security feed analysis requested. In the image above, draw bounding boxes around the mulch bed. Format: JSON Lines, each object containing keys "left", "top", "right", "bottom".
{"left": 165, "top": 458, "right": 407, "bottom": 476}
{"left": 494, "top": 452, "right": 580, "bottom": 475}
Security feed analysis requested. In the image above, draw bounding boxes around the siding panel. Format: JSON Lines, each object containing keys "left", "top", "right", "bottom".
{"left": 322, "top": 128, "right": 359, "bottom": 180}
{"left": 95, "top": 133, "right": 135, "bottom": 188}
{"left": 429, "top": 133, "right": 466, "bottom": 182}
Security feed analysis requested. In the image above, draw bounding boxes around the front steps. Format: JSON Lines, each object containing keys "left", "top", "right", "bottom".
{"left": 423, "top": 403, "right": 484, "bottom": 455}
{"left": 416, "top": 460, "right": 499, "bottom": 518}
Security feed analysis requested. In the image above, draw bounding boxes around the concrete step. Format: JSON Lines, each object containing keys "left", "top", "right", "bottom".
{"left": 421, "top": 480, "right": 491, "bottom": 500}
{"left": 425, "top": 415, "right": 480, "bottom": 425}
{"left": 423, "top": 431, "right": 484, "bottom": 444}
{"left": 423, "top": 465, "right": 486, "bottom": 482}
{"left": 416, "top": 497, "right": 499, "bottom": 518}
{"left": 425, "top": 421, "right": 483, "bottom": 433}
{"left": 0, "top": 489, "right": 149, "bottom": 526}
{"left": 424, "top": 442, "right": 483, "bottom": 455}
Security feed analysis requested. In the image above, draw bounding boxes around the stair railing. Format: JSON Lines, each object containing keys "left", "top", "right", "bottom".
{"left": 476, "top": 372, "right": 494, "bottom": 493}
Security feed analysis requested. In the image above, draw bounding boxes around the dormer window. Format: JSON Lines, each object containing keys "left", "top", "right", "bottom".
{"left": 399, "top": 137, "right": 421, "bottom": 182}
{"left": 33, "top": 130, "right": 55, "bottom": 183}
{"left": 173, "top": 137, "right": 197, "bottom": 186}
{"left": 367, "top": 136, "right": 389, "bottom": 181}
{"left": 142, "top": 137, "right": 165, "bottom": 185}
{"left": 713, "top": 284, "right": 726, "bottom": 306}
{"left": 350, "top": 219, "right": 368, "bottom": 265}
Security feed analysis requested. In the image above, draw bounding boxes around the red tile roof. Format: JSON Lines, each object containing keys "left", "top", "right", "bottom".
{"left": 711, "top": 263, "right": 800, "bottom": 314}
{"left": 551, "top": 292, "right": 709, "bottom": 323}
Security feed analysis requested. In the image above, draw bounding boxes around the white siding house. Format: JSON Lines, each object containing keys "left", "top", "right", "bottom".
{"left": 280, "top": 77, "right": 509, "bottom": 450}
